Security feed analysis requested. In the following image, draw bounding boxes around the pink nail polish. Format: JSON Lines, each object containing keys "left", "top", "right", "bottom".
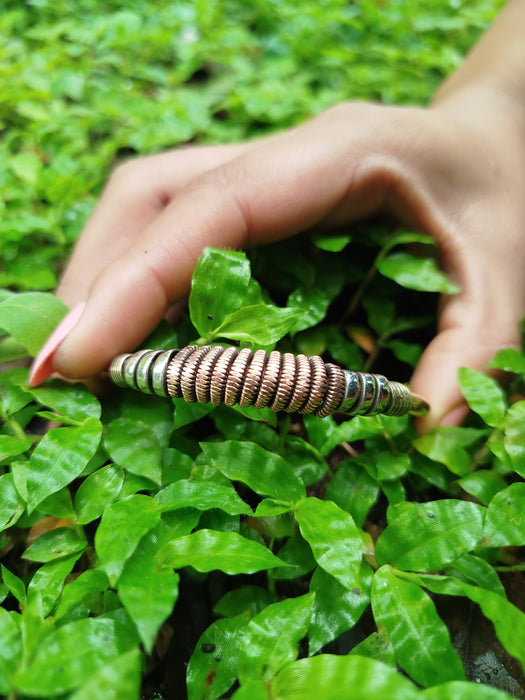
{"left": 28, "top": 303, "right": 86, "bottom": 387}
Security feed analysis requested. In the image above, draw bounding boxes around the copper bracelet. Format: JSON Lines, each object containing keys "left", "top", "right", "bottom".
{"left": 109, "top": 345, "right": 429, "bottom": 418}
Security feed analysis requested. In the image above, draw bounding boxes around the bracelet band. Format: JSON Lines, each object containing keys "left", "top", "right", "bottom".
{"left": 109, "top": 345, "right": 429, "bottom": 418}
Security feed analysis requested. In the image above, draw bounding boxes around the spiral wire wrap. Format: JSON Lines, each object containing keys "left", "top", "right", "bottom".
{"left": 110, "top": 345, "right": 429, "bottom": 418}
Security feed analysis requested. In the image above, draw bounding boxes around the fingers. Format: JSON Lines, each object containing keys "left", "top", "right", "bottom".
{"left": 51, "top": 104, "right": 399, "bottom": 378}
{"left": 57, "top": 143, "right": 252, "bottom": 308}
{"left": 411, "top": 327, "right": 512, "bottom": 432}
{"left": 411, "top": 226, "right": 525, "bottom": 431}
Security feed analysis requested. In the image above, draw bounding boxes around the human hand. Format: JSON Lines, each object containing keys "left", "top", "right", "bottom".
{"left": 29, "top": 96, "right": 525, "bottom": 431}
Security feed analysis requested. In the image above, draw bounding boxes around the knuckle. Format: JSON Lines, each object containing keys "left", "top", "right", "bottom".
{"left": 320, "top": 100, "right": 378, "bottom": 124}
{"left": 106, "top": 159, "right": 145, "bottom": 196}
{"left": 105, "top": 156, "right": 171, "bottom": 210}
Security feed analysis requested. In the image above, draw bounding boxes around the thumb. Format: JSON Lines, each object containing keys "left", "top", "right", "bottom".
{"left": 410, "top": 305, "right": 520, "bottom": 432}
{"left": 409, "top": 194, "right": 525, "bottom": 431}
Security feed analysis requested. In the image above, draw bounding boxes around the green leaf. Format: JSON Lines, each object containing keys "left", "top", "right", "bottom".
{"left": 456, "top": 580, "right": 525, "bottom": 669}
{"left": 95, "top": 495, "right": 161, "bottom": 585}
{"left": 36, "top": 410, "right": 84, "bottom": 426}
{"left": 306, "top": 415, "right": 386, "bottom": 457}
{"left": 401, "top": 572, "right": 465, "bottom": 599}
{"left": 14, "top": 617, "right": 137, "bottom": 696}
{"left": 0, "top": 607, "right": 22, "bottom": 695}
{"left": 23, "top": 528, "right": 87, "bottom": 563}
{"left": 445, "top": 554, "right": 505, "bottom": 596}
{"left": 375, "top": 500, "right": 485, "bottom": 571}
{"left": 1, "top": 565, "right": 26, "bottom": 607}
{"left": 374, "top": 451, "right": 410, "bottom": 481}
{"left": 68, "top": 648, "right": 141, "bottom": 700}
{"left": 377, "top": 251, "right": 460, "bottom": 294}
{"left": 104, "top": 417, "right": 162, "bottom": 484}
{"left": 487, "top": 430, "right": 513, "bottom": 471}
{"left": 0, "top": 292, "right": 68, "bottom": 355}
{"left": 487, "top": 348, "right": 525, "bottom": 375}
{"left": 287, "top": 287, "right": 332, "bottom": 334}
{"left": 238, "top": 593, "right": 314, "bottom": 683}
{"left": 121, "top": 391, "right": 174, "bottom": 449}
{"left": 25, "top": 380, "right": 101, "bottom": 421}
{"left": 231, "top": 680, "right": 268, "bottom": 700}
{"left": 273, "top": 534, "right": 316, "bottom": 580}
{"left": 0, "top": 367, "right": 33, "bottom": 414}
{"left": 381, "top": 480, "right": 406, "bottom": 507}
{"left": 0, "top": 473, "right": 25, "bottom": 532}
{"left": 9, "top": 152, "right": 42, "bottom": 185}
{"left": 371, "top": 565, "right": 465, "bottom": 686}
{"left": 172, "top": 398, "right": 215, "bottom": 428}
{"left": 483, "top": 482, "right": 525, "bottom": 547}
{"left": 294, "top": 497, "right": 363, "bottom": 590}
{"left": 375, "top": 229, "right": 436, "bottom": 253}
{"left": 502, "top": 401, "right": 525, "bottom": 477}
{"left": 162, "top": 448, "right": 194, "bottom": 483}
{"left": 38, "top": 486, "right": 76, "bottom": 519}
{"left": 74, "top": 464, "right": 125, "bottom": 525}
{"left": 0, "top": 435, "right": 32, "bottom": 465}
{"left": 271, "top": 654, "right": 420, "bottom": 699}
{"left": 214, "top": 586, "right": 275, "bottom": 619}
{"left": 324, "top": 461, "right": 379, "bottom": 528}
{"left": 456, "top": 471, "right": 507, "bottom": 506}
{"left": 213, "top": 304, "right": 304, "bottom": 344}
{"left": 385, "top": 339, "right": 422, "bottom": 368}
{"left": 255, "top": 498, "right": 294, "bottom": 517}
{"left": 201, "top": 440, "right": 306, "bottom": 504}
{"left": 27, "top": 553, "right": 80, "bottom": 616}
{"left": 311, "top": 231, "right": 351, "bottom": 252}
{"left": 412, "top": 426, "right": 485, "bottom": 476}
{"left": 156, "top": 478, "right": 252, "bottom": 516}
{"left": 189, "top": 247, "right": 251, "bottom": 339}
{"left": 118, "top": 548, "right": 179, "bottom": 652}
{"left": 423, "top": 681, "right": 515, "bottom": 699}
{"left": 158, "top": 529, "right": 289, "bottom": 575}
{"left": 309, "top": 565, "right": 372, "bottom": 654}
{"left": 13, "top": 418, "right": 102, "bottom": 512}
{"left": 283, "top": 435, "right": 327, "bottom": 486}
{"left": 349, "top": 627, "right": 395, "bottom": 667}
{"left": 55, "top": 568, "right": 110, "bottom": 621}
{"left": 458, "top": 368, "right": 507, "bottom": 427}
{"left": 186, "top": 614, "right": 249, "bottom": 700}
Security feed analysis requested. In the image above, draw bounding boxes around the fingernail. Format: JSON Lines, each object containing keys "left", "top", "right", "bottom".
{"left": 439, "top": 404, "right": 469, "bottom": 426}
{"left": 28, "top": 303, "right": 86, "bottom": 387}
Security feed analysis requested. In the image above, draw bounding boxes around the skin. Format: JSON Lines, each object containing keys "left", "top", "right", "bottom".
{"left": 33, "top": 0, "right": 525, "bottom": 431}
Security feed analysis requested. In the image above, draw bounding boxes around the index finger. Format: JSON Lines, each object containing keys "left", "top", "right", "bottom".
{"left": 57, "top": 144, "right": 252, "bottom": 309}
{"left": 51, "top": 105, "right": 396, "bottom": 378}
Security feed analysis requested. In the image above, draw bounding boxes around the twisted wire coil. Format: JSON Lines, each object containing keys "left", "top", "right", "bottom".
{"left": 110, "top": 345, "right": 429, "bottom": 418}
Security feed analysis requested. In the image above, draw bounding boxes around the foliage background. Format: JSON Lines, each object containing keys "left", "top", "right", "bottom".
{"left": 2, "top": 1, "right": 525, "bottom": 699}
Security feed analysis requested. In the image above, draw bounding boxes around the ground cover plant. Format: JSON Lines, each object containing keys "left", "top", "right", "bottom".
{"left": 1, "top": 0, "right": 524, "bottom": 698}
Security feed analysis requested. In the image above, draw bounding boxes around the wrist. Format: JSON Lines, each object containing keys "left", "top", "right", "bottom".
{"left": 430, "top": 83, "right": 525, "bottom": 158}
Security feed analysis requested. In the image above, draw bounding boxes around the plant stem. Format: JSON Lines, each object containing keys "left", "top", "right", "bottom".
{"left": 345, "top": 263, "right": 378, "bottom": 319}
{"left": 1, "top": 407, "right": 27, "bottom": 441}
{"left": 344, "top": 243, "right": 391, "bottom": 320}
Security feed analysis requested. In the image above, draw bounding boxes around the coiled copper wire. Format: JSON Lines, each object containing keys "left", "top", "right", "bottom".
{"left": 164, "top": 345, "right": 346, "bottom": 416}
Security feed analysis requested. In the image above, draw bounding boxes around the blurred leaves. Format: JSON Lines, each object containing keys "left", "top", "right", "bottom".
{"left": 0, "top": 293, "right": 68, "bottom": 355}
